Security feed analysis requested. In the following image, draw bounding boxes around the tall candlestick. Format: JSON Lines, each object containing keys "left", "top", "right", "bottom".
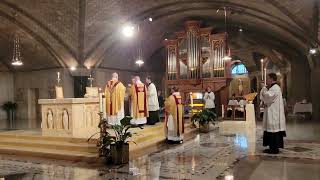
{"left": 99, "top": 88, "right": 103, "bottom": 112}
{"left": 102, "top": 93, "right": 107, "bottom": 119}
{"left": 221, "top": 104, "right": 224, "bottom": 118}
{"left": 260, "top": 59, "right": 264, "bottom": 81}
{"left": 264, "top": 68, "right": 267, "bottom": 86}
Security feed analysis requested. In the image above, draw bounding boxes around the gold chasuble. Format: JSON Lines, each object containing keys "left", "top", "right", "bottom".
{"left": 130, "top": 82, "right": 148, "bottom": 124}
{"left": 104, "top": 80, "right": 126, "bottom": 125}
{"left": 164, "top": 93, "right": 184, "bottom": 141}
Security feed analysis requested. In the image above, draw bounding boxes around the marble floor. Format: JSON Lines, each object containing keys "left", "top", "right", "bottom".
{"left": 0, "top": 117, "right": 319, "bottom": 179}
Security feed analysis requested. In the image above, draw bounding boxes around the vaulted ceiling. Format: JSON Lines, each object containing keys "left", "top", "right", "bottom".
{"left": 0, "top": 0, "right": 318, "bottom": 72}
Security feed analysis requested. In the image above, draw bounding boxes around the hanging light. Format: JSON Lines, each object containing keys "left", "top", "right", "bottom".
{"left": 135, "top": 59, "right": 144, "bottom": 66}
{"left": 135, "top": 25, "right": 144, "bottom": 67}
{"left": 309, "top": 48, "right": 317, "bottom": 55}
{"left": 122, "top": 24, "right": 135, "bottom": 38}
{"left": 219, "top": 7, "right": 232, "bottom": 61}
{"left": 11, "top": 33, "right": 23, "bottom": 66}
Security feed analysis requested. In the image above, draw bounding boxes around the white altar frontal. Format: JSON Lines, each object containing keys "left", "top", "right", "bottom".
{"left": 38, "top": 98, "right": 100, "bottom": 138}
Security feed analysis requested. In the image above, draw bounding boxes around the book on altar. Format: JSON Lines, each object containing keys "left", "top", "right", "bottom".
{"left": 84, "top": 87, "right": 99, "bottom": 98}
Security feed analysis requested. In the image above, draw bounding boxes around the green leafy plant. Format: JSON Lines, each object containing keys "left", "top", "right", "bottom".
{"left": 88, "top": 116, "right": 140, "bottom": 158}
{"left": 191, "top": 109, "right": 217, "bottom": 125}
{"left": 1, "top": 101, "right": 17, "bottom": 111}
{"left": 1, "top": 101, "right": 17, "bottom": 125}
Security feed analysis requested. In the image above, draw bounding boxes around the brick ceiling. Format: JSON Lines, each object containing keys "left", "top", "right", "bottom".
{"left": 0, "top": 0, "right": 317, "bottom": 72}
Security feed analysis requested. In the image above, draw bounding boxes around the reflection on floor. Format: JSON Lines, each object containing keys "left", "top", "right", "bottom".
{"left": 0, "top": 117, "right": 318, "bottom": 179}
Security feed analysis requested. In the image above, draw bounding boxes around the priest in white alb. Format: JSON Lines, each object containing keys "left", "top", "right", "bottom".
{"left": 164, "top": 87, "right": 184, "bottom": 143}
{"left": 129, "top": 76, "right": 148, "bottom": 125}
{"left": 146, "top": 76, "right": 160, "bottom": 125}
{"left": 260, "top": 73, "right": 286, "bottom": 154}
{"left": 104, "top": 73, "right": 126, "bottom": 125}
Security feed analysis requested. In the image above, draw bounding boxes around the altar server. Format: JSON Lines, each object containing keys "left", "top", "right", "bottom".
{"left": 104, "top": 73, "right": 126, "bottom": 125}
{"left": 129, "top": 76, "right": 148, "bottom": 125}
{"left": 204, "top": 86, "right": 216, "bottom": 113}
{"left": 164, "top": 87, "right": 184, "bottom": 143}
{"left": 146, "top": 76, "right": 160, "bottom": 125}
{"left": 260, "top": 73, "right": 286, "bottom": 154}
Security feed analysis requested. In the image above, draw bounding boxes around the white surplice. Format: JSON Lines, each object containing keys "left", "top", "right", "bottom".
{"left": 260, "top": 84, "right": 286, "bottom": 132}
{"left": 147, "top": 83, "right": 159, "bottom": 111}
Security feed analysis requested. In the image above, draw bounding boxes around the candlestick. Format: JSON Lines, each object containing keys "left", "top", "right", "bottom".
{"left": 102, "top": 93, "right": 107, "bottom": 119}
{"left": 99, "top": 88, "right": 103, "bottom": 112}
{"left": 221, "top": 104, "right": 224, "bottom": 118}
{"left": 56, "top": 72, "right": 61, "bottom": 85}
{"left": 260, "top": 59, "right": 264, "bottom": 81}
{"left": 264, "top": 68, "right": 267, "bottom": 86}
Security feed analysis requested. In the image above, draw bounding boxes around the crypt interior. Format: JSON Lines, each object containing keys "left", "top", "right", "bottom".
{"left": 0, "top": 0, "right": 320, "bottom": 179}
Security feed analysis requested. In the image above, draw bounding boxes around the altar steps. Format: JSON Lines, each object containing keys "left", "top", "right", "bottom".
{"left": 0, "top": 122, "right": 197, "bottom": 162}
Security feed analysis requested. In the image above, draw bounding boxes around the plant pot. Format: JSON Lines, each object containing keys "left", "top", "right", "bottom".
{"left": 199, "top": 123, "right": 210, "bottom": 133}
{"left": 110, "top": 143, "right": 129, "bottom": 164}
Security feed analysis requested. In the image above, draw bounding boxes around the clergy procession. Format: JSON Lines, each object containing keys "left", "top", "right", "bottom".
{"left": 103, "top": 73, "right": 185, "bottom": 143}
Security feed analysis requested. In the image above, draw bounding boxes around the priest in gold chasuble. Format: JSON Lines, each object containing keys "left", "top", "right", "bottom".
{"left": 104, "top": 73, "right": 126, "bottom": 125}
{"left": 129, "top": 76, "right": 148, "bottom": 125}
{"left": 164, "top": 87, "right": 184, "bottom": 143}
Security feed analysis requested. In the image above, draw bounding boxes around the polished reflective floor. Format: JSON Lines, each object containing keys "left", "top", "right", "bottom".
{"left": 0, "top": 117, "right": 319, "bottom": 180}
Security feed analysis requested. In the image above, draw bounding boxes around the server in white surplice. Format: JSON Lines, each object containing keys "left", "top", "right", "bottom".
{"left": 260, "top": 73, "right": 286, "bottom": 154}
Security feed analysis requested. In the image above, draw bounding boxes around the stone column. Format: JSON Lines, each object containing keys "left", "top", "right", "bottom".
{"left": 311, "top": 68, "right": 320, "bottom": 120}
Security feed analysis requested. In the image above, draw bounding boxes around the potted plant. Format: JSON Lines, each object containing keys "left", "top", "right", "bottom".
{"left": 191, "top": 109, "right": 217, "bottom": 133}
{"left": 1, "top": 101, "right": 17, "bottom": 128}
{"left": 88, "top": 116, "right": 139, "bottom": 164}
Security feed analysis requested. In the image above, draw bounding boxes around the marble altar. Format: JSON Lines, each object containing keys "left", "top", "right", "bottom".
{"left": 38, "top": 98, "right": 100, "bottom": 138}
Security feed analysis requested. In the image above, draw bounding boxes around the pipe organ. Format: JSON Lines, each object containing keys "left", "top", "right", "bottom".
{"left": 164, "top": 21, "right": 232, "bottom": 112}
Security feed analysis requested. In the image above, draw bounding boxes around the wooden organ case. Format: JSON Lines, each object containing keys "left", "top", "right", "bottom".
{"left": 164, "top": 21, "right": 232, "bottom": 114}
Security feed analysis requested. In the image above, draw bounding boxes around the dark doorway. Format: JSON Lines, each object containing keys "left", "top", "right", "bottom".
{"left": 74, "top": 76, "right": 88, "bottom": 98}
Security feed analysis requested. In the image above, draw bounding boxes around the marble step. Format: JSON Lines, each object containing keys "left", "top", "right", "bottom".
{"left": 0, "top": 122, "right": 198, "bottom": 161}
{"left": 0, "top": 144, "right": 98, "bottom": 162}
{"left": 0, "top": 138, "right": 97, "bottom": 153}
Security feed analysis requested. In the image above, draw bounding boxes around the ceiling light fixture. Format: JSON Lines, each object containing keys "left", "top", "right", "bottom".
{"left": 148, "top": 17, "right": 153, "bottom": 22}
{"left": 70, "top": 66, "right": 76, "bottom": 71}
{"left": 309, "top": 48, "right": 317, "bottom": 55}
{"left": 239, "top": 27, "right": 243, "bottom": 32}
{"left": 11, "top": 33, "right": 23, "bottom": 66}
{"left": 135, "top": 59, "right": 144, "bottom": 66}
{"left": 122, "top": 24, "right": 135, "bottom": 38}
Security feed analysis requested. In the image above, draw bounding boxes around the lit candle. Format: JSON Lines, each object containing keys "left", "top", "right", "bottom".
{"left": 264, "top": 68, "right": 267, "bottom": 86}
{"left": 260, "top": 59, "right": 264, "bottom": 81}
{"left": 99, "top": 88, "right": 103, "bottom": 112}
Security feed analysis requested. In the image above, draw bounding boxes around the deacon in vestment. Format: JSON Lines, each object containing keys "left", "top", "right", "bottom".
{"left": 146, "top": 76, "right": 160, "bottom": 125}
{"left": 260, "top": 73, "right": 286, "bottom": 154}
{"left": 104, "top": 73, "right": 126, "bottom": 125}
{"left": 164, "top": 87, "right": 184, "bottom": 143}
{"left": 129, "top": 76, "right": 148, "bottom": 125}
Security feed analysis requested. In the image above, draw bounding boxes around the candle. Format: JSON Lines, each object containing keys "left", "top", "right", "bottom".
{"left": 221, "top": 104, "right": 224, "bottom": 118}
{"left": 102, "top": 93, "right": 107, "bottom": 118}
{"left": 260, "top": 59, "right": 264, "bottom": 81}
{"left": 99, "top": 88, "right": 103, "bottom": 112}
{"left": 264, "top": 68, "right": 267, "bottom": 86}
